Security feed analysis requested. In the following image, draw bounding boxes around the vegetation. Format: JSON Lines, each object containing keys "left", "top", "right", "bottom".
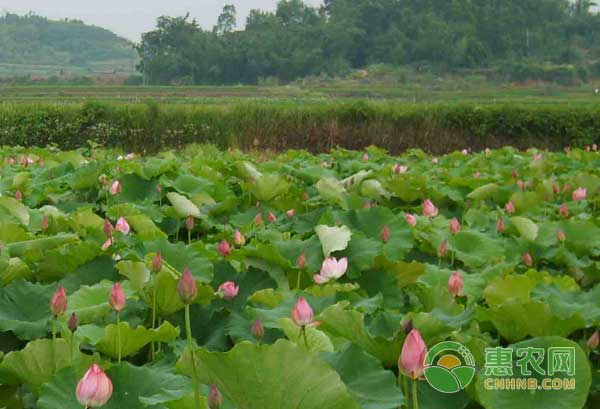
{"left": 137, "top": 0, "right": 600, "bottom": 85}
{"left": 0, "top": 101, "right": 598, "bottom": 153}
{"left": 0, "top": 145, "right": 598, "bottom": 408}
{"left": 0, "top": 13, "right": 137, "bottom": 77}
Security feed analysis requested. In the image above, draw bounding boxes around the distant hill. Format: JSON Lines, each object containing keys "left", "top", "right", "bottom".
{"left": 0, "top": 13, "right": 137, "bottom": 78}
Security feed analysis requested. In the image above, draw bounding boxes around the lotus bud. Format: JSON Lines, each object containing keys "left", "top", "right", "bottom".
{"left": 103, "top": 219, "right": 114, "bottom": 238}
{"left": 523, "top": 252, "right": 533, "bottom": 267}
{"left": 557, "top": 229, "right": 566, "bottom": 243}
{"left": 437, "top": 240, "right": 448, "bottom": 258}
{"left": 517, "top": 180, "right": 526, "bottom": 190}
{"left": 218, "top": 240, "right": 232, "bottom": 257}
{"left": 422, "top": 199, "right": 438, "bottom": 217}
{"left": 156, "top": 184, "right": 162, "bottom": 194}
{"left": 68, "top": 312, "right": 78, "bottom": 333}
{"left": 218, "top": 281, "right": 239, "bottom": 300}
{"left": 152, "top": 252, "right": 162, "bottom": 272}
{"left": 115, "top": 217, "right": 130, "bottom": 235}
{"left": 108, "top": 282, "right": 126, "bottom": 312}
{"left": 101, "top": 238, "right": 113, "bottom": 251}
{"left": 233, "top": 230, "right": 246, "bottom": 247}
{"left": 473, "top": 172, "right": 481, "bottom": 179}
{"left": 588, "top": 331, "right": 599, "bottom": 350}
{"left": 572, "top": 187, "right": 587, "bottom": 202}
{"left": 185, "top": 215, "right": 195, "bottom": 231}
{"left": 302, "top": 191, "right": 309, "bottom": 201}
{"left": 76, "top": 364, "right": 113, "bottom": 408}
{"left": 252, "top": 319, "right": 265, "bottom": 340}
{"left": 50, "top": 286, "right": 68, "bottom": 316}
{"left": 505, "top": 201, "right": 515, "bottom": 214}
{"left": 362, "top": 153, "right": 369, "bottom": 162}
{"left": 291, "top": 297, "right": 314, "bottom": 327}
{"left": 552, "top": 183, "right": 561, "bottom": 195}
{"left": 496, "top": 217, "right": 506, "bottom": 233}
{"left": 267, "top": 212, "right": 277, "bottom": 223}
{"left": 398, "top": 329, "right": 427, "bottom": 380}
{"left": 450, "top": 218, "right": 461, "bottom": 235}
{"left": 448, "top": 271, "right": 464, "bottom": 297}
{"left": 363, "top": 201, "right": 372, "bottom": 209}
{"left": 560, "top": 203, "right": 569, "bottom": 218}
{"left": 286, "top": 209, "right": 296, "bottom": 218}
{"left": 109, "top": 180, "right": 122, "bottom": 195}
{"left": 254, "top": 212, "right": 263, "bottom": 226}
{"left": 208, "top": 384, "right": 223, "bottom": 409}
{"left": 177, "top": 268, "right": 197, "bottom": 304}
{"left": 381, "top": 225, "right": 391, "bottom": 243}
{"left": 563, "top": 183, "right": 572, "bottom": 194}
{"left": 15, "top": 190, "right": 22, "bottom": 201}
{"left": 533, "top": 153, "right": 542, "bottom": 161}
{"left": 296, "top": 252, "right": 306, "bottom": 269}
{"left": 405, "top": 213, "right": 417, "bottom": 227}
{"left": 511, "top": 169, "right": 518, "bottom": 179}
{"left": 41, "top": 215, "right": 49, "bottom": 231}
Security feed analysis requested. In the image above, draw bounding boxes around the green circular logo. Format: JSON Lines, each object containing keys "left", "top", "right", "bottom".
{"left": 423, "top": 341, "right": 476, "bottom": 393}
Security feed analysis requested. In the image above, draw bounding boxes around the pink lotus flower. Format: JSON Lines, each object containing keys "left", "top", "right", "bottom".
{"left": 572, "top": 187, "right": 587, "bottom": 202}
{"left": 218, "top": 240, "right": 232, "bottom": 257}
{"left": 254, "top": 212, "right": 263, "bottom": 226}
{"left": 557, "top": 229, "right": 566, "bottom": 242}
{"left": 313, "top": 257, "right": 348, "bottom": 284}
{"left": 41, "top": 215, "right": 49, "bottom": 231}
{"left": 125, "top": 153, "right": 135, "bottom": 160}
{"left": 363, "top": 201, "right": 372, "bottom": 209}
{"left": 496, "top": 217, "right": 506, "bottom": 233}
{"left": 560, "top": 204, "right": 569, "bottom": 218}
{"left": 208, "top": 384, "right": 223, "bottom": 409}
{"left": 588, "top": 331, "right": 599, "bottom": 350}
{"left": 422, "top": 199, "right": 438, "bottom": 217}
{"left": 533, "top": 153, "right": 542, "bottom": 161}
{"left": 267, "top": 212, "right": 277, "bottom": 223}
{"left": 392, "top": 164, "right": 408, "bottom": 174}
{"left": 431, "top": 157, "right": 439, "bottom": 164}
{"left": 103, "top": 219, "right": 114, "bottom": 238}
{"left": 437, "top": 240, "right": 448, "bottom": 258}
{"left": 252, "top": 319, "right": 265, "bottom": 340}
{"left": 398, "top": 329, "right": 427, "bottom": 380}
{"left": 14, "top": 190, "right": 22, "bottom": 201}
{"left": 291, "top": 297, "right": 314, "bottom": 327}
{"left": 177, "top": 268, "right": 197, "bottom": 304}
{"left": 115, "top": 217, "right": 130, "bottom": 235}
{"left": 68, "top": 312, "right": 78, "bottom": 333}
{"left": 233, "top": 230, "right": 246, "bottom": 247}
{"left": 110, "top": 180, "right": 122, "bottom": 195}
{"left": 381, "top": 225, "right": 391, "bottom": 243}
{"left": 362, "top": 153, "right": 369, "bottom": 162}
{"left": 76, "top": 364, "right": 113, "bottom": 408}
{"left": 50, "top": 286, "right": 67, "bottom": 316}
{"left": 296, "top": 252, "right": 306, "bottom": 268}
{"left": 405, "top": 213, "right": 417, "bottom": 227}
{"left": 448, "top": 271, "right": 464, "bottom": 297}
{"left": 505, "top": 201, "right": 516, "bottom": 214}
{"left": 185, "top": 215, "right": 195, "bottom": 231}
{"left": 152, "top": 252, "right": 162, "bottom": 272}
{"left": 511, "top": 169, "right": 518, "bottom": 179}
{"left": 523, "top": 252, "right": 533, "bottom": 267}
{"left": 218, "top": 281, "right": 239, "bottom": 300}
{"left": 101, "top": 238, "right": 113, "bottom": 251}
{"left": 461, "top": 149, "right": 469, "bottom": 155}
{"left": 286, "top": 209, "right": 296, "bottom": 218}
{"left": 108, "top": 282, "right": 126, "bottom": 312}
{"left": 450, "top": 218, "right": 461, "bottom": 235}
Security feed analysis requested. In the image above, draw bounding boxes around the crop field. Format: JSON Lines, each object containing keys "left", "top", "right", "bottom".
{"left": 0, "top": 144, "right": 598, "bottom": 408}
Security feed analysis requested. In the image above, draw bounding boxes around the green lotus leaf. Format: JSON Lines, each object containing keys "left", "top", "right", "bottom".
{"left": 250, "top": 173, "right": 290, "bottom": 201}
{"left": 0, "top": 196, "right": 29, "bottom": 225}
{"left": 316, "top": 177, "right": 348, "bottom": 208}
{"left": 466, "top": 183, "right": 499, "bottom": 200}
{"left": 315, "top": 224, "right": 352, "bottom": 257}
{"left": 511, "top": 216, "right": 539, "bottom": 242}
{"left": 167, "top": 192, "right": 201, "bottom": 218}
{"left": 278, "top": 317, "right": 334, "bottom": 353}
{"left": 176, "top": 339, "right": 360, "bottom": 409}
{"left": 0, "top": 280, "right": 53, "bottom": 340}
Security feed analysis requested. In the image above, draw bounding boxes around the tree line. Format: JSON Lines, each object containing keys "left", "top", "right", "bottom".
{"left": 136, "top": 0, "right": 600, "bottom": 85}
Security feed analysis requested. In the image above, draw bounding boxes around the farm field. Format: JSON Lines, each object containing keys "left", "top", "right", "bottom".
{"left": 0, "top": 144, "right": 598, "bottom": 408}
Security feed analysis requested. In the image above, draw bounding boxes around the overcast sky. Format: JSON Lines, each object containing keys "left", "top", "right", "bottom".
{"left": 1, "top": 0, "right": 323, "bottom": 42}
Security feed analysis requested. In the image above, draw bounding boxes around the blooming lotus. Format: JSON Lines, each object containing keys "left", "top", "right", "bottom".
{"left": 572, "top": 187, "right": 587, "bottom": 202}
{"left": 405, "top": 213, "right": 417, "bottom": 227}
{"left": 50, "top": 286, "right": 67, "bottom": 316}
{"left": 398, "top": 329, "right": 427, "bottom": 380}
{"left": 448, "top": 271, "right": 464, "bottom": 297}
{"left": 218, "top": 281, "right": 239, "bottom": 300}
{"left": 115, "top": 217, "right": 130, "bottom": 235}
{"left": 313, "top": 257, "right": 348, "bottom": 284}
{"left": 291, "top": 297, "right": 314, "bottom": 327}
{"left": 422, "top": 199, "right": 438, "bottom": 217}
{"left": 177, "top": 268, "right": 197, "bottom": 304}
{"left": 108, "top": 282, "right": 126, "bottom": 312}
{"left": 76, "top": 364, "right": 113, "bottom": 408}
{"left": 392, "top": 164, "right": 408, "bottom": 174}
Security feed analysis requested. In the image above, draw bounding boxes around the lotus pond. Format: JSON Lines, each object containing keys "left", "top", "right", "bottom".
{"left": 0, "top": 145, "right": 598, "bottom": 409}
